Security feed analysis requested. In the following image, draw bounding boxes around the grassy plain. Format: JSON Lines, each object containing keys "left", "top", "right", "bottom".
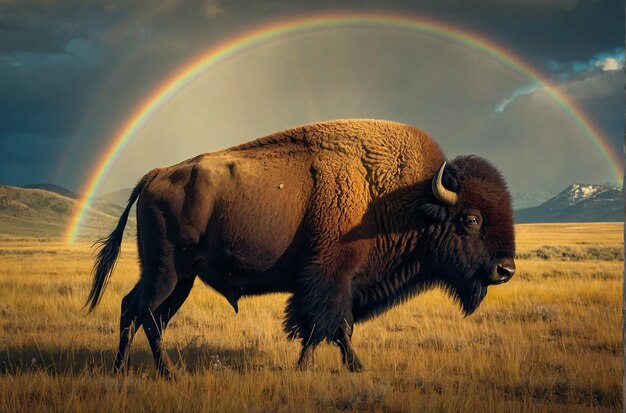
{"left": 0, "top": 222, "right": 622, "bottom": 412}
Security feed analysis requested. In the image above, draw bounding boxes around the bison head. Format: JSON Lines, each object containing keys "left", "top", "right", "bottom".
{"left": 420, "top": 156, "right": 516, "bottom": 316}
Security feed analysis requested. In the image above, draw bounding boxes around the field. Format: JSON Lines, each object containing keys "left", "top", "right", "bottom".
{"left": 0, "top": 223, "right": 622, "bottom": 412}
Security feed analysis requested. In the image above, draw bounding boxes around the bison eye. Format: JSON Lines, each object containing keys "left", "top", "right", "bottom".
{"left": 463, "top": 215, "right": 480, "bottom": 227}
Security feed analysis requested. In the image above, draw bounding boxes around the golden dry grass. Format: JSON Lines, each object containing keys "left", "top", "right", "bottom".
{"left": 0, "top": 223, "right": 622, "bottom": 412}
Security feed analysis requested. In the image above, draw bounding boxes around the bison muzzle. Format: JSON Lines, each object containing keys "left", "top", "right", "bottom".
{"left": 86, "top": 119, "right": 516, "bottom": 377}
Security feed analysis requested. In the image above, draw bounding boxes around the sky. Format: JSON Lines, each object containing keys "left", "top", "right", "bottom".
{"left": 0, "top": 0, "right": 623, "bottom": 204}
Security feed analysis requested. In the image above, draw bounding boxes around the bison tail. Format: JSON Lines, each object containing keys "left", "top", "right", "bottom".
{"left": 84, "top": 170, "right": 157, "bottom": 313}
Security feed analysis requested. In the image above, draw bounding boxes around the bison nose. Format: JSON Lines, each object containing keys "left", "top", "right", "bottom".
{"left": 496, "top": 264, "right": 516, "bottom": 280}
{"left": 489, "top": 258, "right": 516, "bottom": 285}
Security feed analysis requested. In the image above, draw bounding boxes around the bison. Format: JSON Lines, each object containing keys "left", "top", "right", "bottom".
{"left": 86, "top": 119, "right": 516, "bottom": 377}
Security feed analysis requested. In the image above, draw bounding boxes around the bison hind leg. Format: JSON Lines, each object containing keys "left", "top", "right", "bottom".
{"left": 114, "top": 282, "right": 142, "bottom": 375}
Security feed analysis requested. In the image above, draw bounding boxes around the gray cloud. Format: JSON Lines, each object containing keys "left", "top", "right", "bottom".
{"left": 203, "top": 0, "right": 226, "bottom": 19}
{"left": 564, "top": 70, "right": 623, "bottom": 100}
{"left": 461, "top": 89, "right": 617, "bottom": 193}
{"left": 483, "top": 66, "right": 623, "bottom": 189}
{"left": 0, "top": 0, "right": 92, "bottom": 54}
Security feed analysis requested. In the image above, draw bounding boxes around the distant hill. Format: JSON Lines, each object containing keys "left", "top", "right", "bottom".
{"left": 0, "top": 185, "right": 134, "bottom": 240}
{"left": 515, "top": 184, "right": 623, "bottom": 223}
{"left": 97, "top": 187, "right": 133, "bottom": 207}
{"left": 21, "top": 183, "right": 77, "bottom": 199}
{"left": 21, "top": 183, "right": 127, "bottom": 218}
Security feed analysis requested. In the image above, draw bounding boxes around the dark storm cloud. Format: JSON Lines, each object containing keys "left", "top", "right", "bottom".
{"left": 567, "top": 70, "right": 624, "bottom": 152}
{"left": 250, "top": 0, "right": 623, "bottom": 66}
{"left": 0, "top": 44, "right": 101, "bottom": 155}
{"left": 402, "top": 0, "right": 623, "bottom": 67}
{"left": 0, "top": 131, "right": 67, "bottom": 186}
{"left": 0, "top": 133, "right": 61, "bottom": 163}
{"left": 0, "top": 5, "right": 87, "bottom": 54}
{"left": 493, "top": 57, "right": 624, "bottom": 155}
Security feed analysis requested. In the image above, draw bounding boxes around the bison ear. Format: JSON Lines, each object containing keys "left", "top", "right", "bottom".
{"left": 420, "top": 203, "right": 447, "bottom": 221}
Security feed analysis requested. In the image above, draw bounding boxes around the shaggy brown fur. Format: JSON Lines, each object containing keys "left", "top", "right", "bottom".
{"left": 86, "top": 119, "right": 516, "bottom": 376}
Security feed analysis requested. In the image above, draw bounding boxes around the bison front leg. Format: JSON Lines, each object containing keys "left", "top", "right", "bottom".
{"left": 296, "top": 343, "right": 316, "bottom": 370}
{"left": 284, "top": 263, "right": 356, "bottom": 371}
{"left": 335, "top": 317, "right": 364, "bottom": 372}
{"left": 285, "top": 289, "right": 322, "bottom": 370}
{"left": 288, "top": 159, "right": 369, "bottom": 371}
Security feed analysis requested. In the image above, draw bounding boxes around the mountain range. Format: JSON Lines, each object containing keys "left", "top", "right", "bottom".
{"left": 515, "top": 184, "right": 623, "bottom": 223}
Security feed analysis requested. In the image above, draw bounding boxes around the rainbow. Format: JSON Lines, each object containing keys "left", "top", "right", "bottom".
{"left": 64, "top": 11, "right": 623, "bottom": 243}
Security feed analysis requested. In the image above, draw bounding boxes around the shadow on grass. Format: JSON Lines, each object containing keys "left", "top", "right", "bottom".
{"left": 0, "top": 342, "right": 266, "bottom": 376}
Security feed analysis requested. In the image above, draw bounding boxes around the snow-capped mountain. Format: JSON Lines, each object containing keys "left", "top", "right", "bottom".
{"left": 515, "top": 184, "right": 623, "bottom": 223}
{"left": 563, "top": 184, "right": 603, "bottom": 205}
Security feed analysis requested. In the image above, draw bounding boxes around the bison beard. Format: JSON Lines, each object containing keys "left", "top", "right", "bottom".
{"left": 85, "top": 119, "right": 515, "bottom": 377}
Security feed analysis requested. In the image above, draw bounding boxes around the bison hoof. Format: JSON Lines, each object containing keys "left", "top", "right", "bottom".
{"left": 157, "top": 366, "right": 176, "bottom": 381}
{"left": 296, "top": 345, "right": 315, "bottom": 370}
{"left": 345, "top": 357, "right": 364, "bottom": 373}
{"left": 296, "top": 356, "right": 314, "bottom": 371}
{"left": 296, "top": 362, "right": 312, "bottom": 371}
{"left": 113, "top": 361, "right": 129, "bottom": 376}
{"left": 156, "top": 363, "right": 176, "bottom": 380}
{"left": 347, "top": 361, "right": 364, "bottom": 373}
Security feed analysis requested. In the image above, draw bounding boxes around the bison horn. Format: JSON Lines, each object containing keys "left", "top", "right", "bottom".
{"left": 432, "top": 161, "right": 459, "bottom": 206}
